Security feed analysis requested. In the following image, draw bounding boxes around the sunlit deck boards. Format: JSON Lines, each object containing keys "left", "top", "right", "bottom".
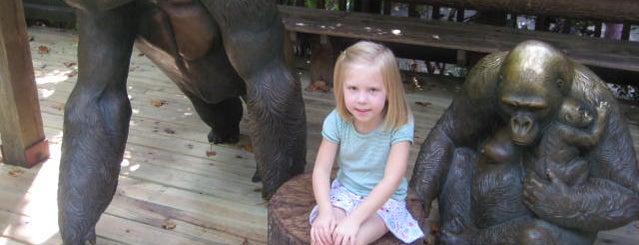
{"left": 0, "top": 27, "right": 638, "bottom": 244}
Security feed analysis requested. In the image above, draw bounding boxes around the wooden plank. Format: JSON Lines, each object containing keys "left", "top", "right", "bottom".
{"left": 277, "top": 5, "right": 639, "bottom": 72}
{"left": 0, "top": 0, "right": 49, "bottom": 167}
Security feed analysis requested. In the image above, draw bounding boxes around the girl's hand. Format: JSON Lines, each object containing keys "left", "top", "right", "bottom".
{"left": 311, "top": 212, "right": 336, "bottom": 245}
{"left": 332, "top": 217, "right": 361, "bottom": 245}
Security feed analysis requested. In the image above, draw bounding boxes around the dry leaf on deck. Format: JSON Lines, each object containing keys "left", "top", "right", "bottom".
{"left": 430, "top": 223, "right": 441, "bottom": 232}
{"left": 150, "top": 100, "right": 168, "bottom": 107}
{"left": 305, "top": 81, "right": 331, "bottom": 92}
{"left": 206, "top": 150, "right": 217, "bottom": 157}
{"left": 63, "top": 62, "right": 76, "bottom": 68}
{"left": 415, "top": 101, "right": 432, "bottom": 107}
{"left": 244, "top": 137, "right": 254, "bottom": 153}
{"left": 65, "top": 70, "right": 78, "bottom": 77}
{"left": 164, "top": 128, "right": 175, "bottom": 134}
{"left": 52, "top": 103, "right": 65, "bottom": 111}
{"left": 161, "top": 220, "right": 176, "bottom": 230}
{"left": 9, "top": 168, "right": 25, "bottom": 177}
{"left": 38, "top": 45, "right": 50, "bottom": 54}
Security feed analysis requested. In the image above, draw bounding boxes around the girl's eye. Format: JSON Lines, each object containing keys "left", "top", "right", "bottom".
{"left": 369, "top": 88, "right": 378, "bottom": 93}
{"left": 348, "top": 86, "right": 357, "bottom": 91}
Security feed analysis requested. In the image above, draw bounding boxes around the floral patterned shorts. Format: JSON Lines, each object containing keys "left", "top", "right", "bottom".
{"left": 309, "top": 180, "right": 425, "bottom": 243}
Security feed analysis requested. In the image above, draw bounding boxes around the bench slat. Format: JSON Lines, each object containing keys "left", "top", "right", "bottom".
{"left": 278, "top": 5, "right": 639, "bottom": 72}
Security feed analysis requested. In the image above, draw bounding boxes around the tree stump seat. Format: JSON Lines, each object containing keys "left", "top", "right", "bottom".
{"left": 268, "top": 171, "right": 425, "bottom": 244}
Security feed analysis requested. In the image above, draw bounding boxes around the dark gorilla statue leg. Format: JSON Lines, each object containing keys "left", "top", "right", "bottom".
{"left": 475, "top": 217, "right": 595, "bottom": 244}
{"left": 438, "top": 148, "right": 477, "bottom": 244}
{"left": 201, "top": 0, "right": 307, "bottom": 198}
{"left": 58, "top": 2, "right": 137, "bottom": 245}
{"left": 182, "top": 92, "right": 243, "bottom": 144}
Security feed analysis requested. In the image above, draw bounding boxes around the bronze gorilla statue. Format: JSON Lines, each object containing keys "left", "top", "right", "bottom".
{"left": 58, "top": 0, "right": 306, "bottom": 244}
{"left": 410, "top": 40, "right": 639, "bottom": 244}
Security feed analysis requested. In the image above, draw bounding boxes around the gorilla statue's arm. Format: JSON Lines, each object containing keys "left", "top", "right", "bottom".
{"left": 59, "top": 2, "right": 138, "bottom": 244}
{"left": 523, "top": 66, "right": 639, "bottom": 231}
{"left": 409, "top": 52, "right": 505, "bottom": 213}
{"left": 200, "top": 0, "right": 307, "bottom": 198}
{"left": 524, "top": 171, "right": 639, "bottom": 231}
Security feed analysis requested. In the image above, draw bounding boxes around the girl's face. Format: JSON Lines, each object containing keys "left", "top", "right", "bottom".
{"left": 342, "top": 64, "right": 387, "bottom": 133}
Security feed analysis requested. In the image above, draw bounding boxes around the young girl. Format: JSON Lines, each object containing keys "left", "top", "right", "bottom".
{"left": 309, "top": 41, "right": 424, "bottom": 245}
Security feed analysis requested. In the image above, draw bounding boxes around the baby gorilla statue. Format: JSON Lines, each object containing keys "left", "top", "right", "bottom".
{"left": 536, "top": 98, "right": 609, "bottom": 186}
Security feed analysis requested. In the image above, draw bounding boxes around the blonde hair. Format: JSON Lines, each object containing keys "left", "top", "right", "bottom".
{"left": 333, "top": 41, "right": 412, "bottom": 131}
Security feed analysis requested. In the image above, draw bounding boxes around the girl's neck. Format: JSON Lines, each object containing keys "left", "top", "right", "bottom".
{"left": 353, "top": 117, "right": 383, "bottom": 134}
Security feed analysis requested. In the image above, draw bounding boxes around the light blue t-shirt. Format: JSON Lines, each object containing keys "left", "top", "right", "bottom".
{"left": 322, "top": 109, "right": 414, "bottom": 200}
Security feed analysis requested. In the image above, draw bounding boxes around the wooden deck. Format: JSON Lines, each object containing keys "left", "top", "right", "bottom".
{"left": 1, "top": 27, "right": 639, "bottom": 244}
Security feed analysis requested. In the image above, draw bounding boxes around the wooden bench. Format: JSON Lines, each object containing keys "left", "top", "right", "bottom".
{"left": 268, "top": 171, "right": 426, "bottom": 244}
{"left": 277, "top": 1, "right": 639, "bottom": 84}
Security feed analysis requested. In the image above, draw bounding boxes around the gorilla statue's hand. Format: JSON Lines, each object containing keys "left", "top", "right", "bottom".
{"left": 523, "top": 169, "right": 574, "bottom": 220}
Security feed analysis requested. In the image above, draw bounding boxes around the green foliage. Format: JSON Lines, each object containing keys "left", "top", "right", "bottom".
{"left": 304, "top": 0, "right": 317, "bottom": 8}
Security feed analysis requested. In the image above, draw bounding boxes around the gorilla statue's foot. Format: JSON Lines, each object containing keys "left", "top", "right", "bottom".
{"left": 207, "top": 129, "right": 240, "bottom": 144}
{"left": 251, "top": 169, "right": 261, "bottom": 183}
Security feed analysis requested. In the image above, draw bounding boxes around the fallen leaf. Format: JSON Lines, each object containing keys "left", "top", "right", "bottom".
{"left": 38, "top": 45, "right": 50, "bottom": 54}
{"left": 206, "top": 150, "right": 216, "bottom": 157}
{"left": 415, "top": 101, "right": 432, "bottom": 107}
{"left": 305, "top": 81, "right": 331, "bottom": 92}
{"left": 138, "top": 52, "right": 145, "bottom": 57}
{"left": 129, "top": 66, "right": 138, "bottom": 72}
{"left": 430, "top": 223, "right": 441, "bottom": 232}
{"left": 253, "top": 188, "right": 262, "bottom": 193}
{"left": 52, "top": 103, "right": 65, "bottom": 111}
{"left": 63, "top": 62, "right": 76, "bottom": 67}
{"left": 150, "top": 100, "right": 168, "bottom": 107}
{"left": 28, "top": 36, "right": 35, "bottom": 42}
{"left": 236, "top": 155, "right": 243, "bottom": 159}
{"left": 164, "top": 128, "right": 175, "bottom": 134}
{"left": 244, "top": 138, "right": 254, "bottom": 153}
{"left": 65, "top": 70, "right": 78, "bottom": 77}
{"left": 161, "top": 220, "right": 176, "bottom": 230}
{"left": 9, "top": 168, "right": 25, "bottom": 177}
{"left": 242, "top": 238, "right": 249, "bottom": 245}
{"left": 186, "top": 144, "right": 194, "bottom": 149}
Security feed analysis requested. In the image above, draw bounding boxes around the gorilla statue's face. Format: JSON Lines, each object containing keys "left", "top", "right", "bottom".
{"left": 497, "top": 41, "right": 573, "bottom": 146}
